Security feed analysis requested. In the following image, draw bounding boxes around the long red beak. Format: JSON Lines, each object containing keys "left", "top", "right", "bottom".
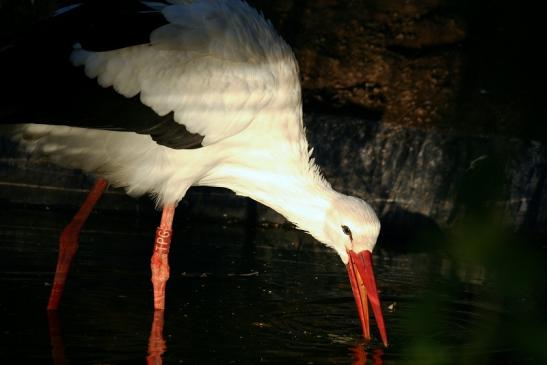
{"left": 346, "top": 249, "right": 388, "bottom": 347}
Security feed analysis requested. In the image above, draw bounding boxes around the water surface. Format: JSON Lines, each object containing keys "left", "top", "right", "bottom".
{"left": 0, "top": 205, "right": 545, "bottom": 364}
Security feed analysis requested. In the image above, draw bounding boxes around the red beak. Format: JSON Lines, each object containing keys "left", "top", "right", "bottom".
{"left": 346, "top": 249, "right": 388, "bottom": 347}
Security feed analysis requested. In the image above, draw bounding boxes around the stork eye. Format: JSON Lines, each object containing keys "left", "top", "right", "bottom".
{"left": 341, "top": 225, "right": 353, "bottom": 240}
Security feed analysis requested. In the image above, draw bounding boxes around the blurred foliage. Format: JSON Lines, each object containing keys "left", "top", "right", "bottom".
{"left": 398, "top": 149, "right": 547, "bottom": 364}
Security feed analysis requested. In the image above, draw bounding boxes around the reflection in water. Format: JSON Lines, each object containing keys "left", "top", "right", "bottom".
{"left": 352, "top": 345, "right": 383, "bottom": 365}
{"left": 1, "top": 206, "right": 546, "bottom": 364}
{"left": 47, "top": 306, "right": 387, "bottom": 365}
{"left": 147, "top": 310, "right": 167, "bottom": 365}
{"left": 47, "top": 309, "right": 167, "bottom": 365}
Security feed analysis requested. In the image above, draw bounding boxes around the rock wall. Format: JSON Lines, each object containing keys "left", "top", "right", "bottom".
{"left": 306, "top": 114, "right": 547, "bottom": 235}
{"left": 248, "top": 0, "right": 546, "bottom": 143}
{"left": 249, "top": 0, "right": 465, "bottom": 130}
{"left": 2, "top": 116, "right": 546, "bottom": 235}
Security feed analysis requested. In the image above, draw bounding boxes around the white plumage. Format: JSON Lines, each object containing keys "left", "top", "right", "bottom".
{"left": 6, "top": 0, "right": 380, "bottom": 262}
{"left": 3, "top": 0, "right": 389, "bottom": 345}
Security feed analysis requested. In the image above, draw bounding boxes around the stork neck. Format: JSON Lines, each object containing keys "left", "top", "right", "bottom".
{"left": 203, "top": 160, "right": 337, "bottom": 243}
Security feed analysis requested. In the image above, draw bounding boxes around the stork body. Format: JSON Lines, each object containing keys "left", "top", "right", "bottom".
{"left": 1, "top": 0, "right": 387, "bottom": 346}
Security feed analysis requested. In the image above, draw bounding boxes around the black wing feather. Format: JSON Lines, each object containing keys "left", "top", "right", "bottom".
{"left": 0, "top": 1, "right": 204, "bottom": 150}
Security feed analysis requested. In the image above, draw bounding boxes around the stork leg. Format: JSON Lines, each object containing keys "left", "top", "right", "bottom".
{"left": 47, "top": 311, "right": 66, "bottom": 365}
{"left": 47, "top": 178, "right": 108, "bottom": 310}
{"left": 151, "top": 204, "right": 176, "bottom": 310}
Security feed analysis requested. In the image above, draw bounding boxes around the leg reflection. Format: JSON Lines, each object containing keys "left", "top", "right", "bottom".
{"left": 351, "top": 345, "right": 384, "bottom": 365}
{"left": 147, "top": 310, "right": 167, "bottom": 365}
{"left": 47, "top": 308, "right": 167, "bottom": 364}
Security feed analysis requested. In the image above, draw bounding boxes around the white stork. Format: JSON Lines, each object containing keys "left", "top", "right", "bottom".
{"left": 0, "top": 0, "right": 387, "bottom": 346}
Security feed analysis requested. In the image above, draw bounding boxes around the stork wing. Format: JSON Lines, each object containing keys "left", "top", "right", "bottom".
{"left": 70, "top": 0, "right": 294, "bottom": 146}
{"left": 1, "top": 0, "right": 299, "bottom": 149}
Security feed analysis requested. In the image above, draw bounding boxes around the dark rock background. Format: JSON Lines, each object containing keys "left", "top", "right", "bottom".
{"left": 248, "top": 0, "right": 546, "bottom": 141}
{"left": 1, "top": 0, "right": 546, "bottom": 237}
{"left": 305, "top": 114, "right": 547, "bottom": 237}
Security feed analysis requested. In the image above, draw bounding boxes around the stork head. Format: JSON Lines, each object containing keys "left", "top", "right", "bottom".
{"left": 323, "top": 195, "right": 388, "bottom": 346}
{"left": 323, "top": 196, "right": 380, "bottom": 262}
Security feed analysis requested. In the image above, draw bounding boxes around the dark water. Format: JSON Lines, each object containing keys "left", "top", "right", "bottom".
{"left": 1, "top": 205, "right": 546, "bottom": 364}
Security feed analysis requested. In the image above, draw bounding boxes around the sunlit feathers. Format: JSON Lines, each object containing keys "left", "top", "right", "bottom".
{"left": 6, "top": 0, "right": 381, "bottom": 261}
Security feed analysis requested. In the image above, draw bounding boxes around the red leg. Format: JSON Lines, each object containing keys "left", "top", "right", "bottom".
{"left": 47, "top": 178, "right": 108, "bottom": 310}
{"left": 151, "top": 204, "right": 176, "bottom": 310}
{"left": 47, "top": 311, "right": 67, "bottom": 365}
